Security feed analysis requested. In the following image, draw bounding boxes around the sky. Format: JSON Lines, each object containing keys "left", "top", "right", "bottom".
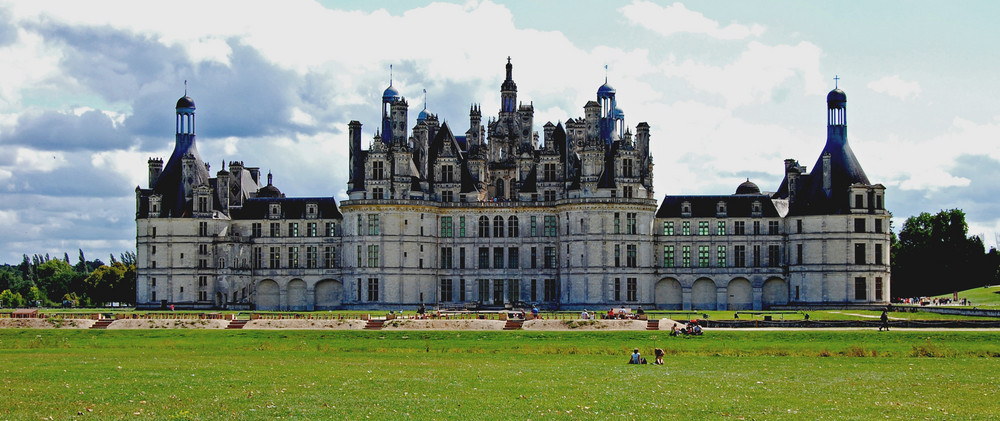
{"left": 1, "top": 0, "right": 999, "bottom": 263}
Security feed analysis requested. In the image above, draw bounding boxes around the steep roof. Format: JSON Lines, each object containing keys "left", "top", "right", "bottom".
{"left": 656, "top": 194, "right": 780, "bottom": 218}
{"left": 230, "top": 197, "right": 342, "bottom": 220}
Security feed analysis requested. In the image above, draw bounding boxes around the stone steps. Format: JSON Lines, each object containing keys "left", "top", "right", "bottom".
{"left": 363, "top": 319, "right": 385, "bottom": 330}
{"left": 503, "top": 320, "right": 523, "bottom": 330}
{"left": 90, "top": 320, "right": 113, "bottom": 329}
{"left": 646, "top": 319, "right": 659, "bottom": 330}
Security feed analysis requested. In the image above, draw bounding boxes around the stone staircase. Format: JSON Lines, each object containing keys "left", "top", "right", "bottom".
{"left": 226, "top": 319, "right": 249, "bottom": 329}
{"left": 503, "top": 320, "right": 523, "bottom": 330}
{"left": 363, "top": 319, "right": 385, "bottom": 330}
{"left": 646, "top": 319, "right": 659, "bottom": 331}
{"left": 90, "top": 319, "right": 114, "bottom": 329}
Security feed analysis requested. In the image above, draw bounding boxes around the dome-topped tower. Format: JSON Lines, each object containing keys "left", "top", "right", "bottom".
{"left": 827, "top": 76, "right": 846, "bottom": 127}
{"left": 735, "top": 179, "right": 761, "bottom": 195}
{"left": 500, "top": 57, "right": 517, "bottom": 114}
{"left": 151, "top": 84, "right": 211, "bottom": 217}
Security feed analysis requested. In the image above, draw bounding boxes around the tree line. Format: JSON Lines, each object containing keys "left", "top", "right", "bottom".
{"left": 0, "top": 250, "right": 135, "bottom": 308}
{"left": 891, "top": 209, "right": 1000, "bottom": 298}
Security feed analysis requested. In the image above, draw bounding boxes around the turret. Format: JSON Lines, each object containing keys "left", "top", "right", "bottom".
{"left": 500, "top": 57, "right": 517, "bottom": 117}
{"left": 635, "top": 122, "right": 650, "bottom": 160}
{"left": 348, "top": 120, "right": 362, "bottom": 190}
{"left": 390, "top": 98, "right": 409, "bottom": 145}
{"left": 147, "top": 158, "right": 163, "bottom": 188}
{"left": 468, "top": 104, "right": 482, "bottom": 148}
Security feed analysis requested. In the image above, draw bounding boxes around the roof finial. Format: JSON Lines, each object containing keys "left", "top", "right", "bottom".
{"left": 604, "top": 64, "right": 608, "bottom": 83}
{"left": 834, "top": 74, "right": 840, "bottom": 89}
{"left": 389, "top": 64, "right": 393, "bottom": 86}
{"left": 184, "top": 80, "right": 188, "bottom": 96}
{"left": 507, "top": 56, "right": 511, "bottom": 64}
{"left": 423, "top": 88, "right": 427, "bottom": 110}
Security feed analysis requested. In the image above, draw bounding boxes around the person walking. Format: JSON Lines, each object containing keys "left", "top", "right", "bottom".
{"left": 879, "top": 309, "right": 890, "bottom": 331}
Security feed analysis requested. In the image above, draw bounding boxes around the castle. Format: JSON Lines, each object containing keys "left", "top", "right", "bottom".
{"left": 135, "top": 59, "right": 890, "bottom": 310}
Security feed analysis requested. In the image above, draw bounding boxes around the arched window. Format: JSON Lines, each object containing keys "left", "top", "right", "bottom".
{"left": 478, "top": 216, "right": 490, "bottom": 238}
{"left": 495, "top": 179, "right": 505, "bottom": 200}
{"left": 493, "top": 216, "right": 505, "bottom": 238}
{"left": 508, "top": 216, "right": 519, "bottom": 237}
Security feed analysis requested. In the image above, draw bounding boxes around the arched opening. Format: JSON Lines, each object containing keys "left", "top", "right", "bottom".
{"left": 654, "top": 278, "right": 682, "bottom": 310}
{"left": 726, "top": 278, "right": 753, "bottom": 310}
{"left": 257, "top": 279, "right": 280, "bottom": 311}
{"left": 691, "top": 278, "right": 717, "bottom": 310}
{"left": 314, "top": 279, "right": 344, "bottom": 310}
{"left": 288, "top": 279, "right": 307, "bottom": 311}
{"left": 762, "top": 277, "right": 789, "bottom": 308}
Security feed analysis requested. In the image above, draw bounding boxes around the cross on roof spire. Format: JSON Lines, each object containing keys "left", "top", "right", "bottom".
{"left": 604, "top": 64, "right": 608, "bottom": 83}
{"left": 834, "top": 74, "right": 840, "bottom": 89}
{"left": 184, "top": 80, "right": 187, "bottom": 96}
{"left": 389, "top": 64, "right": 393, "bottom": 85}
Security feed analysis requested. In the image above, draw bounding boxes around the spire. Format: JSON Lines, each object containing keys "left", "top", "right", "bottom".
{"left": 834, "top": 74, "right": 839, "bottom": 89}
{"left": 423, "top": 88, "right": 427, "bottom": 110}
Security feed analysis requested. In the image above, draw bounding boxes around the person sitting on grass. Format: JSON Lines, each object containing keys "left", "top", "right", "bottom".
{"left": 629, "top": 348, "right": 642, "bottom": 364}
{"left": 670, "top": 323, "right": 680, "bottom": 337}
{"left": 693, "top": 323, "right": 703, "bottom": 335}
{"left": 654, "top": 348, "right": 664, "bottom": 365}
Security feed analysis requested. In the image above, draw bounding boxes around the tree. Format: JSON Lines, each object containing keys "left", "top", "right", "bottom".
{"left": 892, "top": 209, "right": 992, "bottom": 297}
{"left": 0, "top": 289, "right": 24, "bottom": 308}
{"left": 36, "top": 259, "right": 76, "bottom": 304}
{"left": 83, "top": 262, "right": 136, "bottom": 306}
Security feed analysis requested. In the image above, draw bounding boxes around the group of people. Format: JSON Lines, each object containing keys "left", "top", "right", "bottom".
{"left": 669, "top": 322, "right": 702, "bottom": 336}
{"left": 628, "top": 347, "right": 665, "bottom": 365}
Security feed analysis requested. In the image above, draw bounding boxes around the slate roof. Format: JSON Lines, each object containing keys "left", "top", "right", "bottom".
{"left": 230, "top": 197, "right": 342, "bottom": 220}
{"left": 656, "top": 194, "right": 780, "bottom": 218}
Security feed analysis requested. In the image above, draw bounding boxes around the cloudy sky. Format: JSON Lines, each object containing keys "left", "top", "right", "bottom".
{"left": 1, "top": 0, "right": 998, "bottom": 263}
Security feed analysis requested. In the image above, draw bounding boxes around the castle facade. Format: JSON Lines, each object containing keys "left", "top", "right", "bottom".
{"left": 135, "top": 59, "right": 890, "bottom": 311}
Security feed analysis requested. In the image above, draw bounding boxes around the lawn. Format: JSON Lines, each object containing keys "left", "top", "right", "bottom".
{"left": 1, "top": 330, "right": 998, "bottom": 420}
{"left": 933, "top": 285, "right": 1000, "bottom": 308}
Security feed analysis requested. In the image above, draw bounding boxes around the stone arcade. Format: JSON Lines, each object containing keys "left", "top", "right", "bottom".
{"left": 135, "top": 60, "right": 890, "bottom": 310}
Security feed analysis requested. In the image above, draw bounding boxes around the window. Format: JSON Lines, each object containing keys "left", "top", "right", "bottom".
{"left": 626, "top": 213, "right": 637, "bottom": 234}
{"left": 357, "top": 245, "right": 362, "bottom": 267}
{"left": 682, "top": 221, "right": 690, "bottom": 236}
{"left": 371, "top": 187, "right": 384, "bottom": 199}
{"left": 460, "top": 279, "right": 467, "bottom": 302}
{"left": 663, "top": 246, "right": 674, "bottom": 268}
{"left": 286, "top": 222, "right": 297, "bottom": 237}
{"left": 544, "top": 279, "right": 557, "bottom": 301}
{"left": 508, "top": 216, "right": 519, "bottom": 237}
{"left": 734, "top": 221, "right": 745, "bottom": 235}
{"left": 768, "top": 245, "right": 780, "bottom": 267}
{"left": 753, "top": 221, "right": 761, "bottom": 235}
{"left": 368, "top": 278, "right": 379, "bottom": 301}
{"left": 367, "top": 214, "right": 380, "bottom": 235}
{"left": 854, "top": 277, "right": 866, "bottom": 300}
{"left": 150, "top": 278, "right": 156, "bottom": 287}
{"left": 530, "top": 216, "right": 538, "bottom": 237}
{"left": 198, "top": 244, "right": 208, "bottom": 255}
{"left": 544, "top": 216, "right": 557, "bottom": 237}
{"left": 698, "top": 246, "right": 710, "bottom": 267}
{"left": 459, "top": 248, "right": 466, "bottom": 269}
{"left": 796, "top": 220, "right": 803, "bottom": 234}
{"left": 622, "top": 186, "right": 633, "bottom": 198}
{"left": 875, "top": 219, "right": 883, "bottom": 234}
{"left": 288, "top": 246, "right": 299, "bottom": 268}
{"left": 439, "top": 279, "right": 455, "bottom": 302}
{"left": 734, "top": 245, "right": 746, "bottom": 267}
{"left": 459, "top": 217, "right": 466, "bottom": 237}
{"left": 614, "top": 278, "right": 621, "bottom": 301}
{"left": 270, "top": 222, "right": 281, "bottom": 237}
{"left": 717, "top": 245, "right": 727, "bottom": 267}
{"left": 876, "top": 195, "right": 883, "bottom": 210}
{"left": 251, "top": 223, "right": 262, "bottom": 238}
{"left": 253, "top": 247, "right": 262, "bottom": 269}
{"left": 682, "top": 246, "right": 691, "bottom": 267}
{"left": 614, "top": 244, "right": 621, "bottom": 267}
{"left": 663, "top": 221, "right": 674, "bottom": 236}
{"left": 768, "top": 221, "right": 779, "bottom": 235}
{"left": 356, "top": 215, "right": 363, "bottom": 235}
{"left": 531, "top": 247, "right": 537, "bottom": 269}
{"left": 508, "top": 247, "right": 519, "bottom": 269}
{"left": 530, "top": 279, "right": 537, "bottom": 302}
{"left": 441, "top": 165, "right": 454, "bottom": 183}
{"left": 493, "top": 216, "right": 504, "bottom": 238}
{"left": 479, "top": 216, "right": 490, "bottom": 237}
{"left": 626, "top": 244, "right": 637, "bottom": 268}
{"left": 151, "top": 291, "right": 156, "bottom": 301}
{"left": 442, "top": 191, "right": 454, "bottom": 202}
{"left": 440, "top": 217, "right": 453, "bottom": 237}
{"left": 854, "top": 218, "right": 866, "bottom": 233}
{"left": 875, "top": 277, "right": 883, "bottom": 299}
{"left": 199, "top": 221, "right": 209, "bottom": 237}
{"left": 367, "top": 245, "right": 379, "bottom": 268}
{"left": 855, "top": 194, "right": 864, "bottom": 209}
{"left": 544, "top": 190, "right": 556, "bottom": 202}
{"left": 151, "top": 227, "right": 157, "bottom": 238}
{"left": 875, "top": 244, "right": 883, "bottom": 265}
{"left": 440, "top": 247, "right": 453, "bottom": 269}
{"left": 622, "top": 158, "right": 633, "bottom": 178}
{"left": 307, "top": 222, "right": 317, "bottom": 237}
{"left": 493, "top": 247, "right": 504, "bottom": 269}
{"left": 269, "top": 247, "right": 280, "bottom": 268}
{"left": 478, "top": 279, "right": 490, "bottom": 302}
{"left": 855, "top": 243, "right": 866, "bottom": 264}
{"left": 324, "top": 247, "right": 334, "bottom": 268}
{"left": 543, "top": 163, "right": 557, "bottom": 181}
{"left": 372, "top": 161, "right": 384, "bottom": 180}
{"left": 797, "top": 244, "right": 803, "bottom": 264}
{"left": 717, "top": 221, "right": 726, "bottom": 235}
{"left": 306, "top": 246, "right": 317, "bottom": 269}
{"left": 478, "top": 247, "right": 489, "bottom": 269}
{"left": 753, "top": 245, "right": 761, "bottom": 267}
{"left": 614, "top": 213, "right": 621, "bottom": 234}
{"left": 544, "top": 247, "right": 556, "bottom": 269}
{"left": 626, "top": 278, "right": 637, "bottom": 302}
{"left": 698, "top": 221, "right": 709, "bottom": 236}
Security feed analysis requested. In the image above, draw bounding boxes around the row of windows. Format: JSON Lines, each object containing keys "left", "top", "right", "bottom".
{"left": 250, "top": 222, "right": 337, "bottom": 238}
{"left": 251, "top": 246, "right": 339, "bottom": 269}
{"left": 663, "top": 220, "right": 779, "bottom": 236}
{"left": 662, "top": 244, "right": 780, "bottom": 268}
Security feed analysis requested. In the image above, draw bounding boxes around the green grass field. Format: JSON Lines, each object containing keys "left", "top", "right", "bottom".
{"left": 2, "top": 329, "right": 998, "bottom": 420}
{"left": 933, "top": 285, "right": 1000, "bottom": 307}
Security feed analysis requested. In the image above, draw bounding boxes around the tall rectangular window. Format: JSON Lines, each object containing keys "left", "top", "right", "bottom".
{"left": 544, "top": 247, "right": 556, "bottom": 269}
{"left": 440, "top": 247, "right": 453, "bottom": 269}
{"left": 530, "top": 279, "right": 537, "bottom": 302}
{"left": 544, "top": 216, "right": 557, "bottom": 237}
{"left": 698, "top": 221, "right": 709, "bottom": 236}
{"left": 508, "top": 247, "right": 519, "bottom": 269}
{"left": 854, "top": 277, "right": 866, "bottom": 300}
{"left": 530, "top": 216, "right": 538, "bottom": 237}
{"left": 875, "top": 277, "right": 883, "bottom": 299}
{"left": 460, "top": 279, "right": 467, "bottom": 302}
{"left": 251, "top": 223, "right": 262, "bottom": 238}
{"left": 367, "top": 214, "right": 380, "bottom": 235}
{"left": 734, "top": 245, "right": 746, "bottom": 267}
{"left": 734, "top": 221, "right": 745, "bottom": 235}
{"left": 875, "top": 219, "right": 883, "bottom": 233}
{"left": 768, "top": 245, "right": 780, "bottom": 267}
{"left": 797, "top": 244, "right": 803, "bottom": 264}
{"left": 626, "top": 213, "right": 637, "bottom": 234}
{"left": 614, "top": 244, "right": 621, "bottom": 267}
{"left": 614, "top": 213, "right": 621, "bottom": 234}
{"left": 875, "top": 244, "right": 883, "bottom": 265}
{"left": 459, "top": 216, "right": 466, "bottom": 237}
{"left": 855, "top": 243, "right": 866, "bottom": 264}
{"left": 717, "top": 245, "right": 727, "bottom": 267}
{"left": 682, "top": 246, "right": 691, "bottom": 267}
{"left": 663, "top": 245, "right": 674, "bottom": 268}
{"left": 440, "top": 279, "right": 453, "bottom": 302}
{"left": 626, "top": 244, "right": 637, "bottom": 268}
{"left": 307, "top": 222, "right": 317, "bottom": 237}
{"left": 493, "top": 247, "right": 504, "bottom": 269}
{"left": 663, "top": 221, "right": 674, "bottom": 236}
{"left": 459, "top": 247, "right": 466, "bottom": 269}
{"left": 682, "top": 221, "right": 691, "bottom": 236}
{"left": 306, "top": 246, "right": 317, "bottom": 269}
{"left": 626, "top": 278, "right": 637, "bottom": 302}
{"left": 614, "top": 278, "right": 621, "bottom": 301}
{"left": 357, "top": 245, "right": 362, "bottom": 267}
{"left": 478, "top": 247, "right": 489, "bottom": 269}
{"left": 478, "top": 279, "right": 490, "bottom": 302}
{"left": 199, "top": 221, "right": 209, "bottom": 237}
{"left": 288, "top": 246, "right": 299, "bottom": 268}
{"left": 326, "top": 222, "right": 336, "bottom": 236}
{"left": 796, "top": 219, "right": 803, "bottom": 234}
{"left": 253, "top": 247, "right": 262, "bottom": 269}
{"left": 717, "top": 221, "right": 726, "bottom": 235}
{"left": 855, "top": 218, "right": 866, "bottom": 233}
{"left": 269, "top": 247, "right": 280, "bottom": 268}
{"left": 544, "top": 279, "right": 557, "bottom": 301}
{"left": 372, "top": 161, "right": 384, "bottom": 180}
{"left": 441, "top": 216, "right": 453, "bottom": 237}
{"left": 324, "top": 247, "right": 333, "bottom": 268}
{"left": 753, "top": 245, "right": 761, "bottom": 267}
{"left": 698, "top": 245, "right": 710, "bottom": 267}
{"left": 289, "top": 223, "right": 299, "bottom": 237}
{"left": 368, "top": 278, "right": 379, "bottom": 301}
{"left": 367, "top": 245, "right": 379, "bottom": 268}
{"left": 531, "top": 247, "right": 537, "bottom": 269}
{"left": 271, "top": 222, "right": 281, "bottom": 237}
{"left": 753, "top": 221, "right": 761, "bottom": 235}
{"left": 768, "top": 221, "right": 779, "bottom": 235}
{"left": 357, "top": 215, "right": 363, "bottom": 236}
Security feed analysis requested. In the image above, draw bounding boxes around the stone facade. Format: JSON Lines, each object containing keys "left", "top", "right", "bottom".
{"left": 135, "top": 60, "right": 889, "bottom": 311}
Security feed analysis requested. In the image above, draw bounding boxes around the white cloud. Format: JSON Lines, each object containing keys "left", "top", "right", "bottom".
{"left": 14, "top": 147, "right": 66, "bottom": 172}
{"left": 867, "top": 75, "right": 921, "bottom": 100}
{"left": 620, "top": 1, "right": 765, "bottom": 40}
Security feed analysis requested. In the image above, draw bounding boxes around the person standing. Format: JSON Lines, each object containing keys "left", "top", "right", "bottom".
{"left": 879, "top": 309, "right": 890, "bottom": 331}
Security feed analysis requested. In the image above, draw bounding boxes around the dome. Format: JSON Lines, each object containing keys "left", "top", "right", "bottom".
{"left": 175, "top": 95, "right": 196, "bottom": 110}
{"left": 827, "top": 88, "right": 846, "bottom": 108}
{"left": 735, "top": 179, "right": 761, "bottom": 195}
{"left": 613, "top": 106, "right": 625, "bottom": 119}
{"left": 417, "top": 108, "right": 432, "bottom": 121}
{"left": 382, "top": 84, "right": 400, "bottom": 102}
{"left": 597, "top": 82, "right": 616, "bottom": 98}
{"left": 257, "top": 184, "right": 282, "bottom": 198}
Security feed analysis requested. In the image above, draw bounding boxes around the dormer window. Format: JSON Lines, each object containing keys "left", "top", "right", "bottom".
{"left": 306, "top": 203, "right": 318, "bottom": 218}
{"left": 717, "top": 201, "right": 727, "bottom": 217}
{"left": 752, "top": 201, "right": 762, "bottom": 216}
{"left": 681, "top": 201, "right": 692, "bottom": 217}
{"left": 269, "top": 203, "right": 281, "bottom": 219}
{"left": 854, "top": 194, "right": 864, "bottom": 209}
